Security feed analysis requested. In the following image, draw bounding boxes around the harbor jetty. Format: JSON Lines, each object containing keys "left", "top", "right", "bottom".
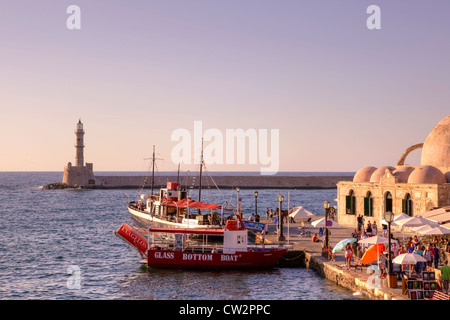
{"left": 44, "top": 173, "right": 353, "bottom": 190}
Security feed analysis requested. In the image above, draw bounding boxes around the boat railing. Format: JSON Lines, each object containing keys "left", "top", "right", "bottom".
{"left": 149, "top": 241, "right": 224, "bottom": 253}
{"left": 149, "top": 240, "right": 287, "bottom": 253}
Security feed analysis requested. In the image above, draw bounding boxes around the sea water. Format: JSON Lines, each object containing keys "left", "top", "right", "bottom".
{"left": 0, "top": 172, "right": 362, "bottom": 300}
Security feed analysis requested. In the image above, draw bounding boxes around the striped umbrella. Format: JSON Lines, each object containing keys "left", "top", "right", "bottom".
{"left": 332, "top": 238, "right": 357, "bottom": 253}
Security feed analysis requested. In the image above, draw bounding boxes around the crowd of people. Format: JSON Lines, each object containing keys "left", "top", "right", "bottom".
{"left": 338, "top": 215, "right": 450, "bottom": 291}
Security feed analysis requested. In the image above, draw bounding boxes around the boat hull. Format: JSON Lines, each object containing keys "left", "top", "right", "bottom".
{"left": 128, "top": 205, "right": 266, "bottom": 233}
{"left": 146, "top": 248, "right": 288, "bottom": 269}
{"left": 128, "top": 205, "right": 219, "bottom": 229}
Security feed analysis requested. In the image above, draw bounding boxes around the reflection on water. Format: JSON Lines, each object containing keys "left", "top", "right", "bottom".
{"left": 117, "top": 266, "right": 364, "bottom": 300}
{"left": 0, "top": 172, "right": 363, "bottom": 300}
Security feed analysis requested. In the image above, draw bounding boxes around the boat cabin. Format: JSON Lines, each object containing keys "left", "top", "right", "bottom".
{"left": 132, "top": 182, "right": 223, "bottom": 226}
{"left": 148, "top": 219, "right": 248, "bottom": 254}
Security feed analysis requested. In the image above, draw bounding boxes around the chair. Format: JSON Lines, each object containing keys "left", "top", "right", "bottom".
{"left": 350, "top": 257, "right": 365, "bottom": 271}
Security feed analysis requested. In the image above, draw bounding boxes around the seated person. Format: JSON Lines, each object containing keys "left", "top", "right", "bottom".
{"left": 312, "top": 233, "right": 320, "bottom": 242}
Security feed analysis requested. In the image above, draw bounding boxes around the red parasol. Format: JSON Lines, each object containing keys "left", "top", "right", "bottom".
{"left": 361, "top": 243, "right": 385, "bottom": 265}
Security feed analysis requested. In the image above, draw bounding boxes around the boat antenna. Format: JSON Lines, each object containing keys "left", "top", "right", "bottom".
{"left": 198, "top": 138, "right": 203, "bottom": 203}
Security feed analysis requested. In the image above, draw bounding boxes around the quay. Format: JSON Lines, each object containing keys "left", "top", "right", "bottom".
{"left": 263, "top": 217, "right": 422, "bottom": 300}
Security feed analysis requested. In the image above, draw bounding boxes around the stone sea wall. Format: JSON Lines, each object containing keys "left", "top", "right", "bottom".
{"left": 86, "top": 175, "right": 351, "bottom": 189}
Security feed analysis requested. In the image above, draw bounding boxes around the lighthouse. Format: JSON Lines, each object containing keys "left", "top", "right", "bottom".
{"left": 62, "top": 120, "right": 95, "bottom": 186}
{"left": 75, "top": 119, "right": 85, "bottom": 167}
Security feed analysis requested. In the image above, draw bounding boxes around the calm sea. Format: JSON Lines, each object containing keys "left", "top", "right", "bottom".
{"left": 0, "top": 172, "right": 362, "bottom": 300}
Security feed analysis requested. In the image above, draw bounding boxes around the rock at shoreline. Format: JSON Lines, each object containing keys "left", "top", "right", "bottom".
{"left": 42, "top": 182, "right": 85, "bottom": 190}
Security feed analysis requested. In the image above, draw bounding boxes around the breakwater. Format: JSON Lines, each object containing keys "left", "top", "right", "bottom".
{"left": 45, "top": 174, "right": 353, "bottom": 189}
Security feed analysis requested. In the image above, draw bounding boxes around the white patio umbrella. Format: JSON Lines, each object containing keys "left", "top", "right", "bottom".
{"left": 358, "top": 235, "right": 398, "bottom": 246}
{"left": 289, "top": 206, "right": 314, "bottom": 219}
{"left": 413, "top": 225, "right": 433, "bottom": 234}
{"left": 421, "top": 225, "right": 450, "bottom": 236}
{"left": 394, "top": 212, "right": 412, "bottom": 223}
{"left": 392, "top": 253, "right": 427, "bottom": 276}
{"left": 311, "top": 217, "right": 340, "bottom": 228}
{"left": 381, "top": 212, "right": 411, "bottom": 226}
{"left": 358, "top": 235, "right": 389, "bottom": 245}
{"left": 393, "top": 253, "right": 427, "bottom": 264}
{"left": 395, "top": 215, "right": 439, "bottom": 228}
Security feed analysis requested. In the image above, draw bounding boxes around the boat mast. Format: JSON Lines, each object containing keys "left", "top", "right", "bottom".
{"left": 151, "top": 145, "right": 155, "bottom": 196}
{"left": 198, "top": 138, "right": 203, "bottom": 203}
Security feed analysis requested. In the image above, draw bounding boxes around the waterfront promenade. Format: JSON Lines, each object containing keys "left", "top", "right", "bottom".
{"left": 263, "top": 216, "right": 420, "bottom": 300}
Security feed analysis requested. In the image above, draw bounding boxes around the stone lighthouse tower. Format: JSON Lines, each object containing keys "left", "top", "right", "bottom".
{"left": 75, "top": 119, "right": 85, "bottom": 167}
{"left": 62, "top": 119, "right": 95, "bottom": 186}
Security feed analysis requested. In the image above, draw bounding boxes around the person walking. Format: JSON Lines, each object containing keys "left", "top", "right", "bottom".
{"left": 366, "top": 221, "right": 372, "bottom": 237}
{"left": 433, "top": 243, "right": 440, "bottom": 269}
{"left": 440, "top": 260, "right": 450, "bottom": 294}
{"left": 413, "top": 245, "right": 424, "bottom": 274}
{"left": 423, "top": 245, "right": 433, "bottom": 268}
{"left": 357, "top": 215, "right": 362, "bottom": 233}
{"left": 382, "top": 223, "right": 388, "bottom": 237}
{"left": 345, "top": 243, "right": 354, "bottom": 270}
{"left": 372, "top": 221, "right": 378, "bottom": 236}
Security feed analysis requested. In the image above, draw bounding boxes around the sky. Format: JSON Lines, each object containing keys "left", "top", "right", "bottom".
{"left": 0, "top": 1, "right": 449, "bottom": 173}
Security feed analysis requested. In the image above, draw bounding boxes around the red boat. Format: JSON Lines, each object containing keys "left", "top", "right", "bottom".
{"left": 116, "top": 217, "right": 288, "bottom": 269}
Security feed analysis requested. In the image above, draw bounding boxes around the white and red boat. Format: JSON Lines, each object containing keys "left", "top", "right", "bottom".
{"left": 126, "top": 145, "right": 266, "bottom": 234}
{"left": 115, "top": 216, "right": 287, "bottom": 269}
{"left": 127, "top": 181, "right": 266, "bottom": 234}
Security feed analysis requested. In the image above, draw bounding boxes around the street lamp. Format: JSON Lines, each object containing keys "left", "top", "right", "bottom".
{"left": 384, "top": 211, "right": 396, "bottom": 288}
{"left": 278, "top": 193, "right": 285, "bottom": 242}
{"left": 323, "top": 201, "right": 331, "bottom": 259}
{"left": 236, "top": 187, "right": 240, "bottom": 217}
{"left": 254, "top": 191, "right": 258, "bottom": 217}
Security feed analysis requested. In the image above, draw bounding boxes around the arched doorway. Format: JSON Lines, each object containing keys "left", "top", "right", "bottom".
{"left": 346, "top": 190, "right": 356, "bottom": 215}
{"left": 385, "top": 191, "right": 393, "bottom": 213}
{"left": 364, "top": 191, "right": 373, "bottom": 217}
{"left": 402, "top": 193, "right": 413, "bottom": 216}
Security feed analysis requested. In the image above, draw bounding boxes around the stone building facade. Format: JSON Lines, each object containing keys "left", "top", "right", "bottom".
{"left": 337, "top": 115, "right": 450, "bottom": 227}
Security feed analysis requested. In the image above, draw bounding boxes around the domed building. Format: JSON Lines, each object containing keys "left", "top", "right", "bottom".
{"left": 337, "top": 115, "right": 450, "bottom": 227}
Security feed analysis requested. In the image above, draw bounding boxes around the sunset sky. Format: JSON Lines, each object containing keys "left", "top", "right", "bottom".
{"left": 1, "top": 1, "right": 449, "bottom": 173}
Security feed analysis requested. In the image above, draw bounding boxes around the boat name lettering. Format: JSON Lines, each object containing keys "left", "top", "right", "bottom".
{"left": 154, "top": 251, "right": 175, "bottom": 259}
{"left": 221, "top": 255, "right": 238, "bottom": 262}
{"left": 121, "top": 226, "right": 146, "bottom": 248}
{"left": 182, "top": 253, "right": 213, "bottom": 261}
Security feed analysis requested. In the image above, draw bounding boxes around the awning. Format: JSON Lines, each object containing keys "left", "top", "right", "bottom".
{"left": 149, "top": 227, "right": 224, "bottom": 235}
{"left": 164, "top": 198, "right": 222, "bottom": 210}
{"left": 420, "top": 206, "right": 450, "bottom": 225}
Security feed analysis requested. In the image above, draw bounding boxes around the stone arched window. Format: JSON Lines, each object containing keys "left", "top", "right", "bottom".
{"left": 364, "top": 191, "right": 373, "bottom": 217}
{"left": 346, "top": 190, "right": 356, "bottom": 215}
{"left": 385, "top": 191, "right": 393, "bottom": 213}
{"left": 402, "top": 193, "right": 413, "bottom": 216}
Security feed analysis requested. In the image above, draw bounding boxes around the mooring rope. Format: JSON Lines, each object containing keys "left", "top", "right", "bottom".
{"left": 280, "top": 251, "right": 305, "bottom": 261}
